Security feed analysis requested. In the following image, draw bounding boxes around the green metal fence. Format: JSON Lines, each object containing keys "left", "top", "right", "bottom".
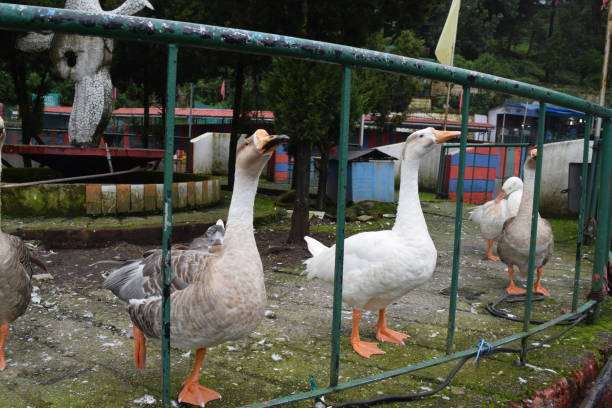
{"left": 0, "top": 4, "right": 609, "bottom": 407}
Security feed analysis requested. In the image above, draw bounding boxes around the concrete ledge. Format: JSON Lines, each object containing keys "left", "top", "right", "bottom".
{"left": 507, "top": 348, "right": 610, "bottom": 408}
{"left": 15, "top": 211, "right": 283, "bottom": 249}
{"left": 1, "top": 179, "right": 221, "bottom": 216}
{"left": 16, "top": 221, "right": 219, "bottom": 248}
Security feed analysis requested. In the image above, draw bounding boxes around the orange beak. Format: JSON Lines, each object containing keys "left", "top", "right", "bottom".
{"left": 494, "top": 191, "right": 506, "bottom": 203}
{"left": 432, "top": 129, "right": 461, "bottom": 144}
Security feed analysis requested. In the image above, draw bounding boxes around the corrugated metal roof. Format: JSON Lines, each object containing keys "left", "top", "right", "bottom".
{"left": 43, "top": 106, "right": 274, "bottom": 119}
{"left": 329, "top": 148, "right": 396, "bottom": 161}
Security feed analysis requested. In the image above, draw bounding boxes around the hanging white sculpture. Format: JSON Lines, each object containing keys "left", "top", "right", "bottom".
{"left": 16, "top": 0, "right": 154, "bottom": 147}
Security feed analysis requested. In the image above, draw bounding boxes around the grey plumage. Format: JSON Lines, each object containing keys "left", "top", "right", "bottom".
{"left": 102, "top": 220, "right": 225, "bottom": 302}
{"left": 0, "top": 234, "right": 46, "bottom": 324}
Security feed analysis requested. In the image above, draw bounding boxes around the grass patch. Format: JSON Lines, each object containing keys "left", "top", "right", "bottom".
{"left": 547, "top": 218, "right": 579, "bottom": 243}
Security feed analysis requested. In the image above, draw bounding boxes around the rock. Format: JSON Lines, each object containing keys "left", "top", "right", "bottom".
{"left": 382, "top": 213, "right": 396, "bottom": 218}
{"left": 309, "top": 211, "right": 325, "bottom": 220}
{"left": 32, "top": 273, "right": 54, "bottom": 281}
{"left": 357, "top": 215, "right": 374, "bottom": 222}
{"left": 264, "top": 310, "right": 277, "bottom": 319}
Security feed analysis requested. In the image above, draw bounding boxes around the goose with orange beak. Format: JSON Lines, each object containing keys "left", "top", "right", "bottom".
{"left": 469, "top": 176, "right": 523, "bottom": 261}
{"left": 497, "top": 149, "right": 554, "bottom": 296}
{"left": 304, "top": 127, "right": 458, "bottom": 358}
{"left": 104, "top": 130, "right": 289, "bottom": 406}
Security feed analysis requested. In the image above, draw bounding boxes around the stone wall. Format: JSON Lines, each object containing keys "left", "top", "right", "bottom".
{"left": 2, "top": 179, "right": 221, "bottom": 216}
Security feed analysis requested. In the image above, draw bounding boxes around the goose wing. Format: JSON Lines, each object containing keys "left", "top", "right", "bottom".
{"left": 102, "top": 249, "right": 217, "bottom": 302}
{"left": 7, "top": 235, "right": 46, "bottom": 276}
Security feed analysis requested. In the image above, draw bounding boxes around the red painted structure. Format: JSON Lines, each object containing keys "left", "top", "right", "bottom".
{"left": 3, "top": 144, "right": 164, "bottom": 176}
{"left": 446, "top": 146, "right": 524, "bottom": 204}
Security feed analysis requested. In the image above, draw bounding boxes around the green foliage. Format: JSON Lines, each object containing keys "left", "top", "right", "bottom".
{"left": 356, "top": 30, "right": 425, "bottom": 127}
{"left": 264, "top": 59, "right": 344, "bottom": 147}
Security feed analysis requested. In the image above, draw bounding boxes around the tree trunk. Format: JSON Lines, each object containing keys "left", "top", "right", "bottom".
{"left": 142, "top": 45, "right": 150, "bottom": 148}
{"left": 548, "top": 1, "right": 556, "bottom": 38}
{"left": 227, "top": 61, "right": 245, "bottom": 189}
{"left": 11, "top": 54, "right": 45, "bottom": 167}
{"left": 288, "top": 142, "right": 312, "bottom": 243}
{"left": 526, "top": 26, "right": 536, "bottom": 56}
{"left": 316, "top": 143, "right": 329, "bottom": 211}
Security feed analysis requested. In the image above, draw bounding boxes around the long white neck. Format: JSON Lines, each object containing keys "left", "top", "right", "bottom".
{"left": 393, "top": 157, "right": 427, "bottom": 234}
{"left": 515, "top": 168, "right": 537, "bottom": 221}
{"left": 223, "top": 167, "right": 260, "bottom": 250}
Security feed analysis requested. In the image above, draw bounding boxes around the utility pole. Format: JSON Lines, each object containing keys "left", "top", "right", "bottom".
{"left": 595, "top": 2, "right": 612, "bottom": 137}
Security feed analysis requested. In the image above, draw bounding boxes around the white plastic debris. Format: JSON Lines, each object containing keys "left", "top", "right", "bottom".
{"left": 32, "top": 273, "right": 54, "bottom": 281}
{"left": 271, "top": 353, "right": 283, "bottom": 361}
{"left": 101, "top": 340, "right": 123, "bottom": 347}
{"left": 518, "top": 377, "right": 528, "bottom": 384}
{"left": 133, "top": 395, "right": 156, "bottom": 404}
{"left": 31, "top": 287, "right": 41, "bottom": 304}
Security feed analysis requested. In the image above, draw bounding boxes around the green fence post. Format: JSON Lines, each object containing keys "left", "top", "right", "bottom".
{"left": 161, "top": 43, "right": 178, "bottom": 408}
{"left": 520, "top": 101, "right": 546, "bottom": 364}
{"left": 590, "top": 118, "right": 612, "bottom": 322}
{"left": 572, "top": 115, "right": 593, "bottom": 312}
{"left": 446, "top": 85, "right": 470, "bottom": 354}
{"left": 329, "top": 65, "right": 351, "bottom": 387}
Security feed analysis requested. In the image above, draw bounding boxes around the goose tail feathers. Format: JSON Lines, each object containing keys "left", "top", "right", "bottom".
{"left": 304, "top": 236, "right": 328, "bottom": 257}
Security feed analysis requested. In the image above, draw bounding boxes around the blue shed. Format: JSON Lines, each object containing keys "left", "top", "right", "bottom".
{"left": 326, "top": 149, "right": 396, "bottom": 203}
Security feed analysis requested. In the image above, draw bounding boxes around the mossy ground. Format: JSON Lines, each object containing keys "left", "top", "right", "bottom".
{"left": 0, "top": 195, "right": 609, "bottom": 408}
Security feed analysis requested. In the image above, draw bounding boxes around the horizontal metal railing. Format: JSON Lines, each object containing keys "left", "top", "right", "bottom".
{"left": 0, "top": 3, "right": 610, "bottom": 408}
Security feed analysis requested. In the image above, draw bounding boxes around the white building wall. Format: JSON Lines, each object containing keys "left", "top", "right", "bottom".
{"left": 540, "top": 139, "right": 592, "bottom": 216}
{"left": 191, "top": 132, "right": 246, "bottom": 175}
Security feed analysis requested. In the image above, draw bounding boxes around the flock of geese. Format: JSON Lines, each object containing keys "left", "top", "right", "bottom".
{"left": 0, "top": 124, "right": 554, "bottom": 406}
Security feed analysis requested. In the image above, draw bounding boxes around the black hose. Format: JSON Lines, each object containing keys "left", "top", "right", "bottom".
{"left": 331, "top": 357, "right": 471, "bottom": 408}
{"left": 321, "top": 310, "right": 589, "bottom": 408}
{"left": 485, "top": 294, "right": 583, "bottom": 325}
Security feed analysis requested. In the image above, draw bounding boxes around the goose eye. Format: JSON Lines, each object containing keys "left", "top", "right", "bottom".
{"left": 419, "top": 135, "right": 423, "bottom": 138}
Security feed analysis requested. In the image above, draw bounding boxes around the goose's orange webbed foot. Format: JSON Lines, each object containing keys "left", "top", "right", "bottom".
{"left": 533, "top": 268, "right": 550, "bottom": 296}
{"left": 178, "top": 382, "right": 221, "bottom": 407}
{"left": 178, "top": 348, "right": 221, "bottom": 406}
{"left": 486, "top": 240, "right": 500, "bottom": 261}
{"left": 132, "top": 325, "right": 146, "bottom": 370}
{"left": 506, "top": 266, "right": 526, "bottom": 295}
{"left": 350, "top": 338, "right": 385, "bottom": 358}
{"left": 375, "top": 327, "right": 410, "bottom": 345}
{"left": 506, "top": 283, "right": 526, "bottom": 295}
{"left": 350, "top": 310, "right": 384, "bottom": 358}
{"left": 374, "top": 308, "right": 410, "bottom": 345}
{"left": 533, "top": 284, "right": 550, "bottom": 297}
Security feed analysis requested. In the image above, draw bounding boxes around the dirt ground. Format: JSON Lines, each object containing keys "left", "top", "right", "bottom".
{"left": 0, "top": 205, "right": 610, "bottom": 408}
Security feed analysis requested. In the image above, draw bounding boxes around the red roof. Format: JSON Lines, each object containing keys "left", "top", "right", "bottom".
{"left": 43, "top": 106, "right": 491, "bottom": 128}
{"left": 44, "top": 106, "right": 274, "bottom": 119}
{"left": 363, "top": 114, "right": 493, "bottom": 128}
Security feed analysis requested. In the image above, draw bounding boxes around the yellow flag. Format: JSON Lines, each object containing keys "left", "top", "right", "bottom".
{"left": 435, "top": 0, "right": 461, "bottom": 66}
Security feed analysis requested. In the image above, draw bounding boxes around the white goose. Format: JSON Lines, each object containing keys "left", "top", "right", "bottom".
{"left": 469, "top": 176, "right": 523, "bottom": 261}
{"left": 304, "top": 127, "right": 458, "bottom": 358}
{"left": 103, "top": 130, "right": 288, "bottom": 406}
